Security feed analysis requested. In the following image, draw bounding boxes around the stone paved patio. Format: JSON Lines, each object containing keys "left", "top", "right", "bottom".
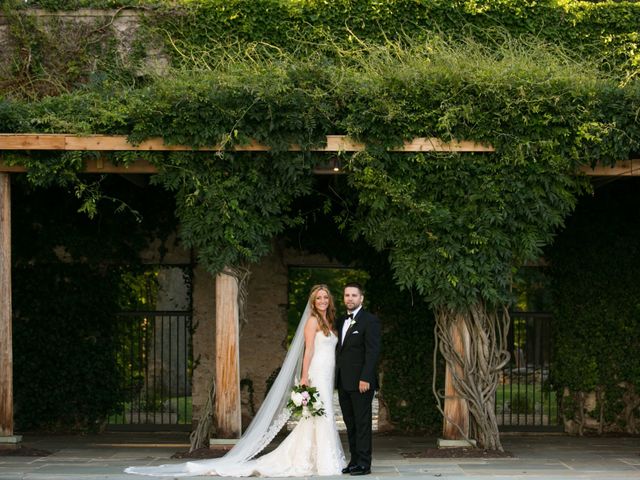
{"left": 0, "top": 432, "right": 638, "bottom": 479}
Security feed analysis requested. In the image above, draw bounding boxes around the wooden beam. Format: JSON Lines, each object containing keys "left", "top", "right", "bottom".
{"left": 0, "top": 135, "right": 66, "bottom": 150}
{"left": 0, "top": 134, "right": 493, "bottom": 153}
{"left": 83, "top": 158, "right": 157, "bottom": 173}
{"left": 3, "top": 159, "right": 640, "bottom": 175}
{"left": 214, "top": 270, "right": 242, "bottom": 439}
{"left": 0, "top": 164, "right": 28, "bottom": 173}
{"left": 0, "top": 174, "right": 13, "bottom": 437}
{"left": 64, "top": 136, "right": 191, "bottom": 151}
{"left": 580, "top": 159, "right": 640, "bottom": 176}
{"left": 0, "top": 158, "right": 158, "bottom": 174}
{"left": 390, "top": 137, "right": 494, "bottom": 152}
{"left": 0, "top": 134, "right": 638, "bottom": 176}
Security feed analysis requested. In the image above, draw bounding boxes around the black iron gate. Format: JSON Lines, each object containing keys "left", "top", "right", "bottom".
{"left": 109, "top": 311, "right": 193, "bottom": 430}
{"left": 496, "top": 312, "right": 561, "bottom": 431}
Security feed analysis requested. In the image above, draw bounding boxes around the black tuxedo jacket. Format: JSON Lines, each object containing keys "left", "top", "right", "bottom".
{"left": 335, "top": 308, "right": 381, "bottom": 392}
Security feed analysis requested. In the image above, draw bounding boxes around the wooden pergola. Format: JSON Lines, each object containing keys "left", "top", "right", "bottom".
{"left": 0, "top": 133, "right": 637, "bottom": 446}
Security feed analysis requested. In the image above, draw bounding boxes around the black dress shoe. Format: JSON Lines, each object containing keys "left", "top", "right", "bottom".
{"left": 350, "top": 465, "right": 371, "bottom": 476}
{"left": 341, "top": 465, "right": 356, "bottom": 474}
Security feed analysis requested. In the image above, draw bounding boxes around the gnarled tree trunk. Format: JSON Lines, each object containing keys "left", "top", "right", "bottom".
{"left": 433, "top": 302, "right": 510, "bottom": 451}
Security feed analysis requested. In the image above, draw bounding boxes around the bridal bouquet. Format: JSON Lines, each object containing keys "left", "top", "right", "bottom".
{"left": 287, "top": 384, "right": 325, "bottom": 419}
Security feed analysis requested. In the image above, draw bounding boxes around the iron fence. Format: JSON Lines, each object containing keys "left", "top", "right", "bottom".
{"left": 107, "top": 309, "right": 557, "bottom": 431}
{"left": 497, "top": 312, "right": 561, "bottom": 431}
{"left": 108, "top": 311, "right": 193, "bottom": 430}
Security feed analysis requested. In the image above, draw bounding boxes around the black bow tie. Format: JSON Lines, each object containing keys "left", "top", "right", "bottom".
{"left": 346, "top": 313, "right": 354, "bottom": 319}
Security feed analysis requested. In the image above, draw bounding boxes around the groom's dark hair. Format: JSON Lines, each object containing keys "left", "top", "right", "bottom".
{"left": 345, "top": 282, "right": 364, "bottom": 294}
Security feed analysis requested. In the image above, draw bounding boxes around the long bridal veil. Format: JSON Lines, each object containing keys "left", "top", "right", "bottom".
{"left": 125, "top": 303, "right": 311, "bottom": 477}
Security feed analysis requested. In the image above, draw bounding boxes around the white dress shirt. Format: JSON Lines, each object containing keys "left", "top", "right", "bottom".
{"left": 341, "top": 305, "right": 362, "bottom": 343}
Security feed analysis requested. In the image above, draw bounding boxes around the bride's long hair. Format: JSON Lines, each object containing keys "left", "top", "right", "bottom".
{"left": 308, "top": 284, "right": 336, "bottom": 336}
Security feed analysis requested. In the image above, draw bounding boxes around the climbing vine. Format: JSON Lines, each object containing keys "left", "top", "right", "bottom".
{"left": 348, "top": 151, "right": 587, "bottom": 449}
{"left": 0, "top": 3, "right": 146, "bottom": 100}
{"left": 150, "top": 0, "right": 640, "bottom": 80}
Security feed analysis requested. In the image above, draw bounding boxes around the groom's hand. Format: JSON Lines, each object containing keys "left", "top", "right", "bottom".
{"left": 359, "top": 381, "right": 370, "bottom": 393}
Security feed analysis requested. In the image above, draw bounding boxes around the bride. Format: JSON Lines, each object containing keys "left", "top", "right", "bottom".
{"left": 125, "top": 284, "right": 346, "bottom": 477}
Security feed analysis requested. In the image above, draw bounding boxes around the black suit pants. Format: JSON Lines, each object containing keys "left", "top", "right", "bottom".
{"left": 338, "top": 386, "right": 374, "bottom": 468}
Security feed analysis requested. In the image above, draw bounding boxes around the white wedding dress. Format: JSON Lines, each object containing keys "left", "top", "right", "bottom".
{"left": 125, "top": 324, "right": 346, "bottom": 477}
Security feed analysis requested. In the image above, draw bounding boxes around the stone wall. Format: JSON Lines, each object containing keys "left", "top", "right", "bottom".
{"left": 145, "top": 233, "right": 343, "bottom": 427}
{"left": 191, "top": 265, "right": 216, "bottom": 422}
{"left": 0, "top": 8, "right": 169, "bottom": 87}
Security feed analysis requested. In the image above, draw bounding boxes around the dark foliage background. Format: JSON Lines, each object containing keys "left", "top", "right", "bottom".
{"left": 13, "top": 263, "right": 123, "bottom": 430}
{"left": 548, "top": 178, "right": 640, "bottom": 434}
{"left": 11, "top": 176, "right": 177, "bottom": 431}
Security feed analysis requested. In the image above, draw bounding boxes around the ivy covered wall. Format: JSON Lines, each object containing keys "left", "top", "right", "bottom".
{"left": 8, "top": 1, "right": 640, "bottom": 77}
{"left": 11, "top": 177, "right": 178, "bottom": 430}
{"left": 153, "top": 0, "right": 640, "bottom": 77}
{"left": 3, "top": 1, "right": 640, "bottom": 100}
{"left": 548, "top": 179, "right": 640, "bottom": 435}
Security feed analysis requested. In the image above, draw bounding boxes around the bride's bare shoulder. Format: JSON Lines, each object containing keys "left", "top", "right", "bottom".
{"left": 305, "top": 315, "right": 321, "bottom": 331}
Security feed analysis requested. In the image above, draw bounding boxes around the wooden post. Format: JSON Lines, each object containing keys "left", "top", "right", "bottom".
{"left": 442, "top": 314, "right": 471, "bottom": 442}
{"left": 214, "top": 270, "right": 241, "bottom": 438}
{"left": 0, "top": 173, "right": 14, "bottom": 439}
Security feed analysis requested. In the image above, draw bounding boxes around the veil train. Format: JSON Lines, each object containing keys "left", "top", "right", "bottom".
{"left": 125, "top": 303, "right": 311, "bottom": 476}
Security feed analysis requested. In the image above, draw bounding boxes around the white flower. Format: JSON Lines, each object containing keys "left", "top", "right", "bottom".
{"left": 349, "top": 319, "right": 357, "bottom": 328}
{"left": 290, "top": 391, "right": 303, "bottom": 407}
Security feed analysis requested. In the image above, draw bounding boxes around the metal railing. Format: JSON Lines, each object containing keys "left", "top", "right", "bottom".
{"left": 497, "top": 312, "right": 561, "bottom": 431}
{"left": 109, "top": 311, "right": 193, "bottom": 430}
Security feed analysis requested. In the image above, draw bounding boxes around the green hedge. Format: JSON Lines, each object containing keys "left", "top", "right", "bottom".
{"left": 151, "top": 0, "right": 640, "bottom": 77}
{"left": 3, "top": 1, "right": 640, "bottom": 101}
{"left": 549, "top": 180, "right": 640, "bottom": 434}
{"left": 11, "top": 178, "right": 177, "bottom": 431}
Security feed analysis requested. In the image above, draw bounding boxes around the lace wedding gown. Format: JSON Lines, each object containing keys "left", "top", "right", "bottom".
{"left": 125, "top": 330, "right": 346, "bottom": 477}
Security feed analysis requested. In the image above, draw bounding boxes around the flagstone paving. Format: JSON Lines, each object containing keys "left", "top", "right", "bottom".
{"left": 0, "top": 432, "right": 637, "bottom": 479}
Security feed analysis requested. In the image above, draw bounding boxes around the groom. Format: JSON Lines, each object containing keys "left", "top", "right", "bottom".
{"left": 336, "top": 282, "right": 381, "bottom": 476}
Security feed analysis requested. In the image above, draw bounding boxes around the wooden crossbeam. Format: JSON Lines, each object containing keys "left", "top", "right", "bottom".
{"left": 2, "top": 160, "right": 636, "bottom": 175}
{"left": 0, "top": 134, "right": 493, "bottom": 153}
{"left": 0, "top": 158, "right": 158, "bottom": 174}
{"left": 0, "top": 134, "right": 637, "bottom": 176}
{"left": 580, "top": 160, "right": 640, "bottom": 176}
